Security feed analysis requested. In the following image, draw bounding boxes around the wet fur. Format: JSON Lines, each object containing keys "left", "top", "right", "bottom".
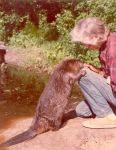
{"left": 0, "top": 59, "right": 85, "bottom": 147}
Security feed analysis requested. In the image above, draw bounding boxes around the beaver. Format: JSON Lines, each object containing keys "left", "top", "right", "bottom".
{"left": 0, "top": 59, "right": 86, "bottom": 147}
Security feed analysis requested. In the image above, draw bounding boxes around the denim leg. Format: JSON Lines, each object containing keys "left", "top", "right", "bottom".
{"left": 76, "top": 100, "right": 93, "bottom": 117}
{"left": 77, "top": 69, "right": 116, "bottom": 117}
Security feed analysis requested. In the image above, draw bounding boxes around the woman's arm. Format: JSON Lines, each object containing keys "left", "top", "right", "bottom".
{"left": 83, "top": 63, "right": 105, "bottom": 76}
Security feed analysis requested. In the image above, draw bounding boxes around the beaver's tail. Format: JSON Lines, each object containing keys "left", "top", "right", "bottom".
{"left": 0, "top": 129, "right": 37, "bottom": 147}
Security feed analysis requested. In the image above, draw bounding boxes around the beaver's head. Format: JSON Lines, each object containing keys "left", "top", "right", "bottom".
{"left": 60, "top": 59, "right": 83, "bottom": 74}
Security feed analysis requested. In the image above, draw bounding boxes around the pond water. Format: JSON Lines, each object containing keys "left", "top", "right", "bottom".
{"left": 0, "top": 65, "right": 84, "bottom": 130}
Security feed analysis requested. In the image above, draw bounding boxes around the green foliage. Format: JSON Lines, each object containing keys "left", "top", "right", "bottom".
{"left": 75, "top": 0, "right": 116, "bottom": 31}
{"left": 9, "top": 20, "right": 40, "bottom": 48}
{"left": 9, "top": 12, "right": 56, "bottom": 48}
{"left": 78, "top": 50, "right": 100, "bottom": 67}
{"left": 43, "top": 39, "right": 75, "bottom": 64}
{"left": 0, "top": 0, "right": 116, "bottom": 71}
{"left": 42, "top": 10, "right": 77, "bottom": 64}
{"left": 55, "top": 10, "right": 75, "bottom": 36}
{"left": 42, "top": 9, "right": 100, "bottom": 66}
{"left": 0, "top": 12, "right": 24, "bottom": 41}
{"left": 0, "top": 12, "right": 5, "bottom": 40}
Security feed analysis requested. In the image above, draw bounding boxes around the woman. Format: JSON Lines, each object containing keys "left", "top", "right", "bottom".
{"left": 70, "top": 17, "right": 116, "bottom": 128}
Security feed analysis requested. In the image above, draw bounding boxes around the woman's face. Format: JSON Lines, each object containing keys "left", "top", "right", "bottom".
{"left": 81, "top": 35, "right": 105, "bottom": 50}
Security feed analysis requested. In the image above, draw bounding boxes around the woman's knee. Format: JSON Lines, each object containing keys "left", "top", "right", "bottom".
{"left": 75, "top": 101, "right": 93, "bottom": 117}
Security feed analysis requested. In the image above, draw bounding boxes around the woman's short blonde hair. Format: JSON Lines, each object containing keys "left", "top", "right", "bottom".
{"left": 70, "top": 17, "right": 109, "bottom": 45}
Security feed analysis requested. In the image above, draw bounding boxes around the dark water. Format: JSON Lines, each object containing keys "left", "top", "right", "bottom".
{"left": 0, "top": 65, "right": 83, "bottom": 130}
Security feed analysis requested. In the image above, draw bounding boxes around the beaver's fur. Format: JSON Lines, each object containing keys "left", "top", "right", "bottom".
{"left": 0, "top": 59, "right": 85, "bottom": 147}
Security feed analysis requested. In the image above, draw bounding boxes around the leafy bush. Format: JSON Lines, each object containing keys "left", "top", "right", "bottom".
{"left": 6, "top": 0, "right": 116, "bottom": 71}
{"left": 0, "top": 12, "right": 5, "bottom": 41}
{"left": 0, "top": 12, "right": 24, "bottom": 42}
{"left": 9, "top": 20, "right": 40, "bottom": 48}
{"left": 55, "top": 10, "right": 75, "bottom": 36}
{"left": 43, "top": 9, "right": 100, "bottom": 66}
{"left": 9, "top": 12, "right": 56, "bottom": 48}
{"left": 41, "top": 10, "right": 76, "bottom": 64}
{"left": 75, "top": 0, "right": 116, "bottom": 31}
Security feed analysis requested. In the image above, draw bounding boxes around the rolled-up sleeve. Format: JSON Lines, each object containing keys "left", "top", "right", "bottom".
{"left": 109, "top": 57, "right": 116, "bottom": 92}
{"left": 109, "top": 38, "right": 116, "bottom": 92}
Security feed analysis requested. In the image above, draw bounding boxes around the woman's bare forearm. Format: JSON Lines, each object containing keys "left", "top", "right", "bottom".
{"left": 83, "top": 63, "right": 105, "bottom": 76}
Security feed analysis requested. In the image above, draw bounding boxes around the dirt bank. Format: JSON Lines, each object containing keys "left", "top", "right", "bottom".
{"left": 1, "top": 117, "right": 116, "bottom": 150}
{"left": 5, "top": 49, "right": 25, "bottom": 66}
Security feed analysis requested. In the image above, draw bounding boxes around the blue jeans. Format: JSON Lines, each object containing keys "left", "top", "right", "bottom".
{"left": 76, "top": 69, "right": 116, "bottom": 118}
